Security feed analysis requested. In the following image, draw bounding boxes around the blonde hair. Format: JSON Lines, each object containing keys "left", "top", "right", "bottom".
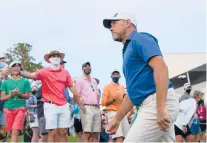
{"left": 193, "top": 90, "right": 204, "bottom": 98}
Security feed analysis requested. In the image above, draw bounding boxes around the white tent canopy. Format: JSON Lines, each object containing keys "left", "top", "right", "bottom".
{"left": 163, "top": 53, "right": 207, "bottom": 78}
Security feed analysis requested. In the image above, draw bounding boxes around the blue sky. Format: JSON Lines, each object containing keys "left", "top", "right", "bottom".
{"left": 0, "top": 0, "right": 206, "bottom": 89}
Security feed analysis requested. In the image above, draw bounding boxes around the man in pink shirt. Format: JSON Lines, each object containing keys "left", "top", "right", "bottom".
{"left": 75, "top": 62, "right": 101, "bottom": 142}
{"left": 8, "top": 51, "right": 85, "bottom": 142}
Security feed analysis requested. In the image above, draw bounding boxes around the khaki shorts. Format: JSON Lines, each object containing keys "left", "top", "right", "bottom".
{"left": 124, "top": 88, "right": 179, "bottom": 142}
{"left": 107, "top": 111, "right": 130, "bottom": 139}
{"left": 80, "top": 105, "right": 101, "bottom": 133}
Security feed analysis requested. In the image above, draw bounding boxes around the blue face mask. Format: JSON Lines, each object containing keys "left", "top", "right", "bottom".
{"left": 0, "top": 62, "right": 7, "bottom": 69}
{"left": 112, "top": 77, "right": 120, "bottom": 83}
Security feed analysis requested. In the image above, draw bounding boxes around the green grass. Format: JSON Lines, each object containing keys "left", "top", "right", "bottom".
{"left": 14, "top": 135, "right": 78, "bottom": 142}
{"left": 68, "top": 135, "right": 78, "bottom": 142}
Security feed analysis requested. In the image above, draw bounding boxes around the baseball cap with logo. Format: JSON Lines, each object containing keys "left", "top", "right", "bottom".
{"left": 184, "top": 83, "right": 192, "bottom": 90}
{"left": 103, "top": 12, "right": 137, "bottom": 29}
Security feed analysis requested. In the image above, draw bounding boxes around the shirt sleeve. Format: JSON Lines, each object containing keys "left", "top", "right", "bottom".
{"left": 133, "top": 34, "right": 162, "bottom": 63}
{"left": 66, "top": 71, "right": 73, "bottom": 87}
{"left": 101, "top": 85, "right": 109, "bottom": 106}
{"left": 35, "top": 68, "right": 45, "bottom": 80}
{"left": 94, "top": 80, "right": 99, "bottom": 95}
{"left": 24, "top": 79, "right": 31, "bottom": 93}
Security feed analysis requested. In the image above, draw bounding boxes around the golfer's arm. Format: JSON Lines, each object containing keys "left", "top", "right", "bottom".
{"left": 115, "top": 94, "right": 134, "bottom": 122}
{"left": 20, "top": 71, "right": 37, "bottom": 79}
{"left": 149, "top": 56, "right": 168, "bottom": 110}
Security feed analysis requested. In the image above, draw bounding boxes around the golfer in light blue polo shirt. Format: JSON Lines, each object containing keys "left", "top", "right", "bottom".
{"left": 103, "top": 12, "right": 179, "bottom": 142}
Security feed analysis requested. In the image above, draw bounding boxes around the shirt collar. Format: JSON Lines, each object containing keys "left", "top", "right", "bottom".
{"left": 48, "top": 67, "right": 62, "bottom": 72}
{"left": 127, "top": 30, "right": 137, "bottom": 41}
{"left": 184, "top": 91, "right": 191, "bottom": 95}
{"left": 83, "top": 75, "right": 88, "bottom": 80}
{"left": 82, "top": 75, "right": 92, "bottom": 81}
{"left": 111, "top": 82, "right": 120, "bottom": 85}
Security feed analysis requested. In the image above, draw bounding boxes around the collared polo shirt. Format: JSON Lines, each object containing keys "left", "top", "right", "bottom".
{"left": 75, "top": 76, "right": 99, "bottom": 105}
{"left": 101, "top": 82, "right": 126, "bottom": 111}
{"left": 35, "top": 67, "right": 73, "bottom": 106}
{"left": 122, "top": 31, "right": 173, "bottom": 106}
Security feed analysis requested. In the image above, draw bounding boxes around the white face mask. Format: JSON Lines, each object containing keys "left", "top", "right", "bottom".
{"left": 49, "top": 57, "right": 61, "bottom": 70}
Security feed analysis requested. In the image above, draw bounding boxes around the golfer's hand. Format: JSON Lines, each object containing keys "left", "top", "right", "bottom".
{"left": 157, "top": 107, "right": 171, "bottom": 131}
{"left": 106, "top": 117, "right": 120, "bottom": 135}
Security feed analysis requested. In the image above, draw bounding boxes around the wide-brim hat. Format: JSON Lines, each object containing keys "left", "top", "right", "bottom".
{"left": 44, "top": 51, "right": 65, "bottom": 63}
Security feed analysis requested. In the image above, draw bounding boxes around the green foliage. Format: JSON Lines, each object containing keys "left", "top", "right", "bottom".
{"left": 4, "top": 43, "right": 43, "bottom": 72}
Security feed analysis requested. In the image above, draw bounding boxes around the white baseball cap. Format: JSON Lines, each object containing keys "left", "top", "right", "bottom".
{"left": 184, "top": 83, "right": 192, "bottom": 90}
{"left": 9, "top": 61, "right": 22, "bottom": 67}
{"left": 103, "top": 12, "right": 137, "bottom": 29}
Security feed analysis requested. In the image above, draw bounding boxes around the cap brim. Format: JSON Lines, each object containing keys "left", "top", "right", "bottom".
{"left": 9, "top": 61, "right": 22, "bottom": 67}
{"left": 103, "top": 19, "right": 119, "bottom": 29}
{"left": 112, "top": 71, "right": 120, "bottom": 74}
{"left": 44, "top": 53, "right": 65, "bottom": 63}
{"left": 82, "top": 62, "right": 91, "bottom": 68}
{"left": 61, "top": 61, "right": 67, "bottom": 64}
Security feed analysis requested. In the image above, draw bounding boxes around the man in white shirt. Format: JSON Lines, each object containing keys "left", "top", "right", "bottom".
{"left": 174, "top": 90, "right": 203, "bottom": 142}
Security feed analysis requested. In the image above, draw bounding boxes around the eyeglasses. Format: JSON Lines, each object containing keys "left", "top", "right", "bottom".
{"left": 91, "top": 85, "right": 95, "bottom": 92}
